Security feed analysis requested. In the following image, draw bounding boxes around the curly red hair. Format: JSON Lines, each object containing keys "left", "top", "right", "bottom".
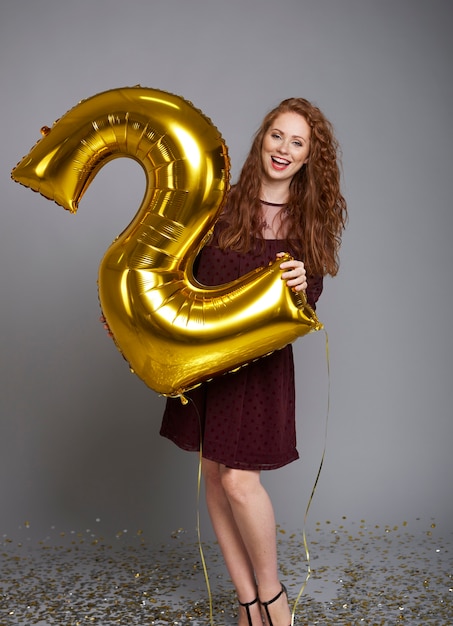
{"left": 217, "top": 98, "right": 347, "bottom": 276}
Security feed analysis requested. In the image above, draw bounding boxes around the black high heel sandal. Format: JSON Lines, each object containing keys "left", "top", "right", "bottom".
{"left": 238, "top": 596, "right": 259, "bottom": 626}
{"left": 260, "top": 583, "right": 291, "bottom": 626}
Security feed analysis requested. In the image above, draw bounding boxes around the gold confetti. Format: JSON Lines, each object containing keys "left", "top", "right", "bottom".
{"left": 0, "top": 517, "right": 450, "bottom": 624}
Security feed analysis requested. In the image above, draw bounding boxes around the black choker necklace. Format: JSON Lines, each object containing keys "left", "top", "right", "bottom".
{"left": 260, "top": 199, "right": 288, "bottom": 207}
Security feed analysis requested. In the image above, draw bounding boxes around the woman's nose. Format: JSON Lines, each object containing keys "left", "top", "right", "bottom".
{"left": 277, "top": 140, "right": 289, "bottom": 153}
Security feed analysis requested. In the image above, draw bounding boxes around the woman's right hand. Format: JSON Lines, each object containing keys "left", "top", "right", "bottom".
{"left": 277, "top": 253, "right": 307, "bottom": 293}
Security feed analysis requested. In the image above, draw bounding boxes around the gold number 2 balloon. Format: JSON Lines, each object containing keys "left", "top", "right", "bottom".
{"left": 11, "top": 86, "right": 323, "bottom": 397}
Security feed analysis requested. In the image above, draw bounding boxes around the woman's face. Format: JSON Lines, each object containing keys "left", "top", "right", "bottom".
{"left": 261, "top": 111, "right": 311, "bottom": 185}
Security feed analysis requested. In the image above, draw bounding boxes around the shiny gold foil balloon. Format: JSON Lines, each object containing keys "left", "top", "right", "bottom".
{"left": 11, "top": 86, "right": 323, "bottom": 397}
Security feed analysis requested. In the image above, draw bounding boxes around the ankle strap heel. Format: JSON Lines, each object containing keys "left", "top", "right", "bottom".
{"left": 260, "top": 583, "right": 290, "bottom": 626}
{"left": 238, "top": 596, "right": 258, "bottom": 626}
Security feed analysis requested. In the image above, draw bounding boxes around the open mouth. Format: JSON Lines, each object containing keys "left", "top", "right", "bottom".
{"left": 271, "top": 156, "right": 290, "bottom": 170}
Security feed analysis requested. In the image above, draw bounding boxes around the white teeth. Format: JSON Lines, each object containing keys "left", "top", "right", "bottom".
{"left": 272, "top": 157, "right": 289, "bottom": 165}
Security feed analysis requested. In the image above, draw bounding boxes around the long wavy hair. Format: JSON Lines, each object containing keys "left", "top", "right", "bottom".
{"left": 217, "top": 98, "right": 348, "bottom": 276}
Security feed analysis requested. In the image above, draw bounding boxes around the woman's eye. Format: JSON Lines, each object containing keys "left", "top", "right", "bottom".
{"left": 293, "top": 141, "right": 302, "bottom": 147}
{"left": 271, "top": 133, "right": 281, "bottom": 140}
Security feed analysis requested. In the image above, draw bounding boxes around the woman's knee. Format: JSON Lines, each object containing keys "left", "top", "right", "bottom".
{"left": 202, "top": 458, "right": 222, "bottom": 486}
{"left": 220, "top": 468, "right": 261, "bottom": 504}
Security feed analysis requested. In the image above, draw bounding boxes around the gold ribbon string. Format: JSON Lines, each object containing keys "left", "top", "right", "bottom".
{"left": 191, "top": 398, "right": 215, "bottom": 626}
{"left": 291, "top": 329, "right": 330, "bottom": 624}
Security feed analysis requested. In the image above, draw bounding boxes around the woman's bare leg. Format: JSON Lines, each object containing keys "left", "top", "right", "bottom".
{"left": 202, "top": 459, "right": 263, "bottom": 625}
{"left": 202, "top": 459, "right": 291, "bottom": 626}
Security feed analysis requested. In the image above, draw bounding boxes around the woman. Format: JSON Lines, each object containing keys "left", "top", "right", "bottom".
{"left": 160, "top": 97, "right": 347, "bottom": 626}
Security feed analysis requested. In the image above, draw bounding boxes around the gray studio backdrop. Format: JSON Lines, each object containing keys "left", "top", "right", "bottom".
{"left": 1, "top": 0, "right": 452, "bottom": 544}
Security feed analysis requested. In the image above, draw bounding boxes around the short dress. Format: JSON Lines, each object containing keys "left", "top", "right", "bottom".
{"left": 159, "top": 232, "right": 323, "bottom": 470}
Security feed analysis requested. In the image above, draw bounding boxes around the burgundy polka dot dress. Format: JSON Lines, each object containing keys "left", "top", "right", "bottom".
{"left": 160, "top": 232, "right": 323, "bottom": 471}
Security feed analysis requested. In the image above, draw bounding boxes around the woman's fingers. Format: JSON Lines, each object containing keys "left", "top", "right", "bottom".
{"left": 278, "top": 256, "right": 307, "bottom": 292}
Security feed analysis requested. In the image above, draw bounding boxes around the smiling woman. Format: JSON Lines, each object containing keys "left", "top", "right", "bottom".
{"left": 161, "top": 96, "right": 347, "bottom": 626}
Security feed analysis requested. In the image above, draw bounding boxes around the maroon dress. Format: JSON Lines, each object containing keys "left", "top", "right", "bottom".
{"left": 160, "top": 233, "right": 323, "bottom": 470}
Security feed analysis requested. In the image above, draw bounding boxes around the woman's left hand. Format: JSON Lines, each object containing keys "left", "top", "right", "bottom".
{"left": 277, "top": 252, "right": 307, "bottom": 292}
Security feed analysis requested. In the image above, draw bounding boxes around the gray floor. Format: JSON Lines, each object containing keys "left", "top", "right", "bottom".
{"left": 1, "top": 518, "right": 451, "bottom": 625}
